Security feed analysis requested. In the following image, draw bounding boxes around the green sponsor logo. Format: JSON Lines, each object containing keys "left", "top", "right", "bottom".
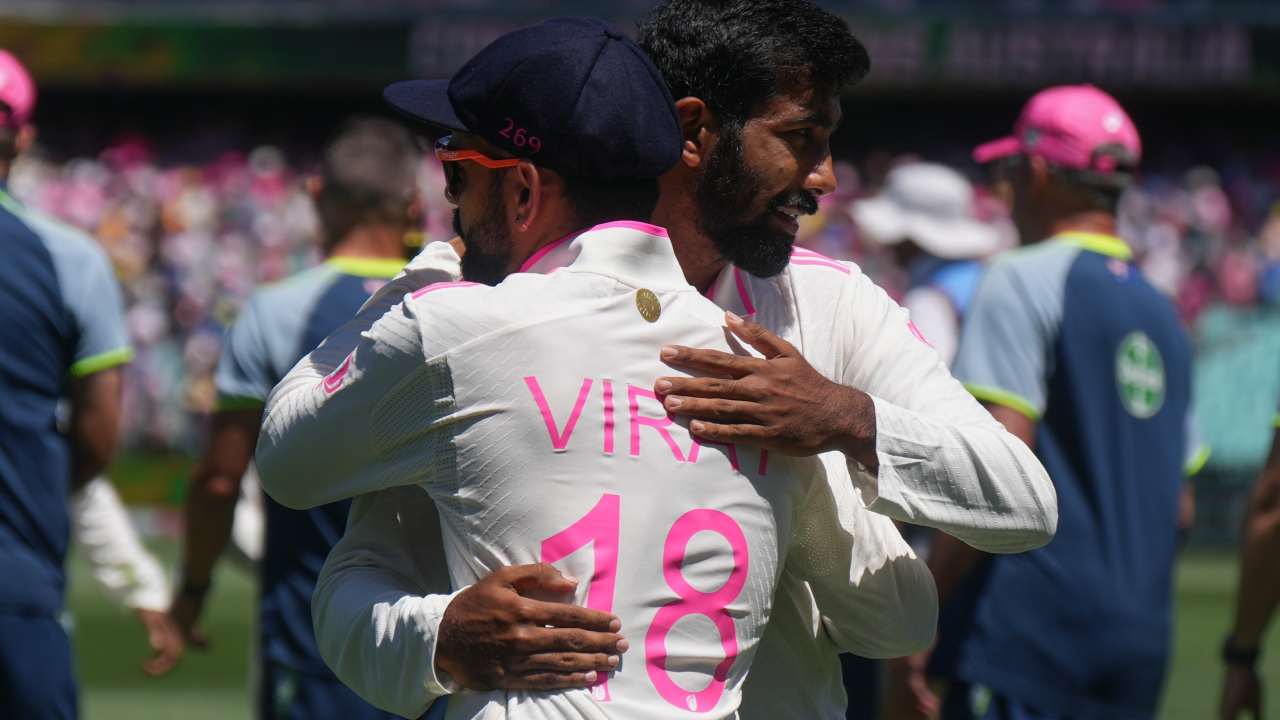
{"left": 1116, "top": 331, "right": 1165, "bottom": 419}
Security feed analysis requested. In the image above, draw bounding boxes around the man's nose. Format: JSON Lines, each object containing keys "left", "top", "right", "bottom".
{"left": 802, "top": 153, "right": 836, "bottom": 197}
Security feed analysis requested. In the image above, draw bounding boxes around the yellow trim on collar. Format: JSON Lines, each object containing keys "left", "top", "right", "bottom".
{"left": 1053, "top": 232, "right": 1133, "bottom": 261}
{"left": 325, "top": 256, "right": 408, "bottom": 279}
{"left": 962, "top": 382, "right": 1043, "bottom": 422}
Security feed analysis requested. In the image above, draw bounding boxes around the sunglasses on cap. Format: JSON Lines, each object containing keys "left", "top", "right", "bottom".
{"left": 435, "top": 135, "right": 521, "bottom": 200}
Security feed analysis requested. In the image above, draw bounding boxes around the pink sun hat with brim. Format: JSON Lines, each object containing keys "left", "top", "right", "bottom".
{"left": 0, "top": 50, "right": 34, "bottom": 128}
{"left": 973, "top": 85, "right": 1141, "bottom": 173}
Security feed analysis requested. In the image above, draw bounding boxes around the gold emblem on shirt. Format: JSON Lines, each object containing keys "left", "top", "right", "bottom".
{"left": 636, "top": 289, "right": 661, "bottom": 322}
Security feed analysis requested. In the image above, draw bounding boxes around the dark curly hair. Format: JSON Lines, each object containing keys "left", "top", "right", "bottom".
{"left": 637, "top": 0, "right": 870, "bottom": 125}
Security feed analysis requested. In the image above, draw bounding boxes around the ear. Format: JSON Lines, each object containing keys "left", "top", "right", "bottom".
{"left": 1027, "top": 155, "right": 1051, "bottom": 195}
{"left": 512, "top": 159, "right": 542, "bottom": 233}
{"left": 674, "top": 97, "right": 719, "bottom": 170}
{"left": 14, "top": 124, "right": 35, "bottom": 155}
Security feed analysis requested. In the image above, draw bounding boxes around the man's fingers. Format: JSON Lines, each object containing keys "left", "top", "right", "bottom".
{"left": 503, "top": 563, "right": 579, "bottom": 594}
{"left": 654, "top": 376, "right": 757, "bottom": 401}
{"left": 663, "top": 396, "right": 760, "bottom": 422}
{"left": 509, "top": 652, "right": 620, "bottom": 674}
{"left": 725, "top": 312, "right": 797, "bottom": 360}
{"left": 501, "top": 671, "right": 600, "bottom": 691}
{"left": 522, "top": 598, "right": 622, "bottom": 633}
{"left": 659, "top": 345, "right": 760, "bottom": 377}
{"left": 689, "top": 420, "right": 774, "bottom": 447}
{"left": 510, "top": 627, "right": 628, "bottom": 656}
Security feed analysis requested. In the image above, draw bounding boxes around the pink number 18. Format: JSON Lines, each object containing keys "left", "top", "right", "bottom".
{"left": 542, "top": 496, "right": 749, "bottom": 713}
{"left": 541, "top": 494, "right": 620, "bottom": 702}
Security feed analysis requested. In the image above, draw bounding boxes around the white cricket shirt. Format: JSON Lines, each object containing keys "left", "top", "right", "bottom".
{"left": 277, "top": 227, "right": 1056, "bottom": 720}
{"left": 259, "top": 223, "right": 938, "bottom": 720}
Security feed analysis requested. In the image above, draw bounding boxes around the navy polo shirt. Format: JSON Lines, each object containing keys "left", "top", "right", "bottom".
{"left": 948, "top": 233, "right": 1207, "bottom": 719}
{"left": 0, "top": 188, "right": 131, "bottom": 614}
{"left": 214, "top": 256, "right": 406, "bottom": 677}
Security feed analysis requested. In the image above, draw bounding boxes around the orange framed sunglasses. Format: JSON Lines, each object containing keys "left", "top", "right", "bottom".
{"left": 435, "top": 135, "right": 520, "bottom": 198}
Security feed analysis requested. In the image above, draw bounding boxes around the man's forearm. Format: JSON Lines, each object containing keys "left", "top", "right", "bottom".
{"left": 180, "top": 408, "right": 261, "bottom": 587}
{"left": 181, "top": 463, "right": 241, "bottom": 587}
{"left": 68, "top": 366, "right": 123, "bottom": 491}
{"left": 1230, "top": 433, "right": 1280, "bottom": 650}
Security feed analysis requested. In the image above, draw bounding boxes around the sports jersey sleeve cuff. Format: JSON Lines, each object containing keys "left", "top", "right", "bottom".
{"left": 69, "top": 347, "right": 133, "bottom": 378}
{"left": 1184, "top": 444, "right": 1211, "bottom": 477}
{"left": 843, "top": 397, "right": 922, "bottom": 521}
{"left": 426, "top": 589, "right": 466, "bottom": 697}
{"left": 216, "top": 394, "right": 267, "bottom": 411}
{"left": 961, "top": 382, "right": 1042, "bottom": 422}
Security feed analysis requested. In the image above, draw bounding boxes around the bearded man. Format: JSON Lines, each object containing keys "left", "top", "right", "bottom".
{"left": 289, "top": 1, "right": 1057, "bottom": 718}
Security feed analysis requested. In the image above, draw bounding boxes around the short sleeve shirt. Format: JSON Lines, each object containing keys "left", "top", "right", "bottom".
{"left": 949, "top": 233, "right": 1201, "bottom": 718}
{"left": 0, "top": 188, "right": 131, "bottom": 613}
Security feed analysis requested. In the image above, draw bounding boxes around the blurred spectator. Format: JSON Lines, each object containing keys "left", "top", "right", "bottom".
{"left": 9, "top": 132, "right": 453, "bottom": 455}
{"left": 853, "top": 162, "right": 1003, "bottom": 365}
{"left": 11, "top": 127, "right": 1280, "bottom": 463}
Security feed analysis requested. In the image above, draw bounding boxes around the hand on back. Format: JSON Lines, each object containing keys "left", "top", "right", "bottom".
{"left": 436, "top": 563, "right": 628, "bottom": 691}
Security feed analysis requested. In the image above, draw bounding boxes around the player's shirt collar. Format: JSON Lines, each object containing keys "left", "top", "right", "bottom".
{"left": 522, "top": 222, "right": 757, "bottom": 315}
{"left": 325, "top": 256, "right": 409, "bottom": 279}
{"left": 520, "top": 220, "right": 691, "bottom": 291}
{"left": 1051, "top": 231, "right": 1132, "bottom": 260}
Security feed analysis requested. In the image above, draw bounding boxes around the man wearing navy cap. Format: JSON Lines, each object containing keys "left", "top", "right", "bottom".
{"left": 259, "top": 15, "right": 938, "bottom": 720}
{"left": 294, "top": 2, "right": 1060, "bottom": 719}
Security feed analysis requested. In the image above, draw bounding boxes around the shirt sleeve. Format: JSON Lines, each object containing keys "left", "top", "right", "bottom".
{"left": 257, "top": 299, "right": 446, "bottom": 510}
{"left": 951, "top": 261, "right": 1054, "bottom": 421}
{"left": 313, "top": 486, "right": 460, "bottom": 717}
{"left": 1184, "top": 410, "right": 1211, "bottom": 476}
{"left": 214, "top": 296, "right": 274, "bottom": 409}
{"left": 69, "top": 477, "right": 171, "bottom": 612}
{"left": 784, "top": 454, "right": 936, "bottom": 658}
{"left": 840, "top": 268, "right": 1058, "bottom": 554}
{"left": 256, "top": 244, "right": 464, "bottom": 510}
{"left": 63, "top": 239, "right": 132, "bottom": 377}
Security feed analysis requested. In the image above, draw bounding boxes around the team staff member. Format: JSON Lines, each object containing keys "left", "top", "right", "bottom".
{"left": 1219, "top": 418, "right": 1280, "bottom": 717}
{"left": 888, "top": 86, "right": 1207, "bottom": 720}
{"left": 259, "top": 18, "right": 938, "bottom": 719}
{"left": 302, "top": 2, "right": 1056, "bottom": 718}
{"left": 165, "top": 119, "right": 422, "bottom": 719}
{"left": 0, "top": 49, "right": 140, "bottom": 719}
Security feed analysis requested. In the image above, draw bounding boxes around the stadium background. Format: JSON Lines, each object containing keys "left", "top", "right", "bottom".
{"left": 8, "top": 0, "right": 1280, "bottom": 717}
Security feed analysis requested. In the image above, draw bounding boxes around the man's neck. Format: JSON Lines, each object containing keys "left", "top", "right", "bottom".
{"left": 651, "top": 178, "right": 729, "bottom": 294}
{"left": 1041, "top": 211, "right": 1117, "bottom": 243}
{"left": 327, "top": 223, "right": 405, "bottom": 260}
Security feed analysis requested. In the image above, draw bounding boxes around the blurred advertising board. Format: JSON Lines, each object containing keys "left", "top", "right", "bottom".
{"left": 0, "top": 10, "right": 1274, "bottom": 91}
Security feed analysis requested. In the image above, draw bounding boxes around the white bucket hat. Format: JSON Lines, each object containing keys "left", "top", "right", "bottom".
{"left": 853, "top": 162, "right": 1000, "bottom": 260}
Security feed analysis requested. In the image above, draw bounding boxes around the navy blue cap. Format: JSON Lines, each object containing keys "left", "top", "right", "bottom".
{"left": 384, "top": 17, "right": 682, "bottom": 181}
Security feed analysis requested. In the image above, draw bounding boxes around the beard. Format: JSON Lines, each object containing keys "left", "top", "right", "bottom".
{"left": 454, "top": 177, "right": 514, "bottom": 286}
{"left": 695, "top": 123, "right": 819, "bottom": 279}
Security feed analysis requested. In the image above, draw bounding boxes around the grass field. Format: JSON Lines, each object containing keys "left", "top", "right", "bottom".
{"left": 66, "top": 546, "right": 1280, "bottom": 719}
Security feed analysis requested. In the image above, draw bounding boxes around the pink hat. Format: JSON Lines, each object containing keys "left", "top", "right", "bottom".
{"left": 973, "top": 85, "right": 1140, "bottom": 172}
{"left": 0, "top": 50, "right": 34, "bottom": 128}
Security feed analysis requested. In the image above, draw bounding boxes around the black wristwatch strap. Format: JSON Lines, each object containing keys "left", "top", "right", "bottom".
{"left": 1222, "top": 635, "right": 1260, "bottom": 667}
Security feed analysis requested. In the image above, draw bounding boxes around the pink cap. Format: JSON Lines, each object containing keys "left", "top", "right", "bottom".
{"left": 0, "top": 50, "right": 34, "bottom": 128}
{"left": 973, "top": 85, "right": 1140, "bottom": 172}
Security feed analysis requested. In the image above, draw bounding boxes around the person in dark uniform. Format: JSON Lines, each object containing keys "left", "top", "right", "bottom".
{"left": 167, "top": 118, "right": 434, "bottom": 720}
{"left": 884, "top": 85, "right": 1208, "bottom": 720}
{"left": 0, "top": 49, "right": 137, "bottom": 719}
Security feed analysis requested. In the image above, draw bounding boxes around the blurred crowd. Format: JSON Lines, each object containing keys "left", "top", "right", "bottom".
{"left": 9, "top": 136, "right": 1280, "bottom": 455}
